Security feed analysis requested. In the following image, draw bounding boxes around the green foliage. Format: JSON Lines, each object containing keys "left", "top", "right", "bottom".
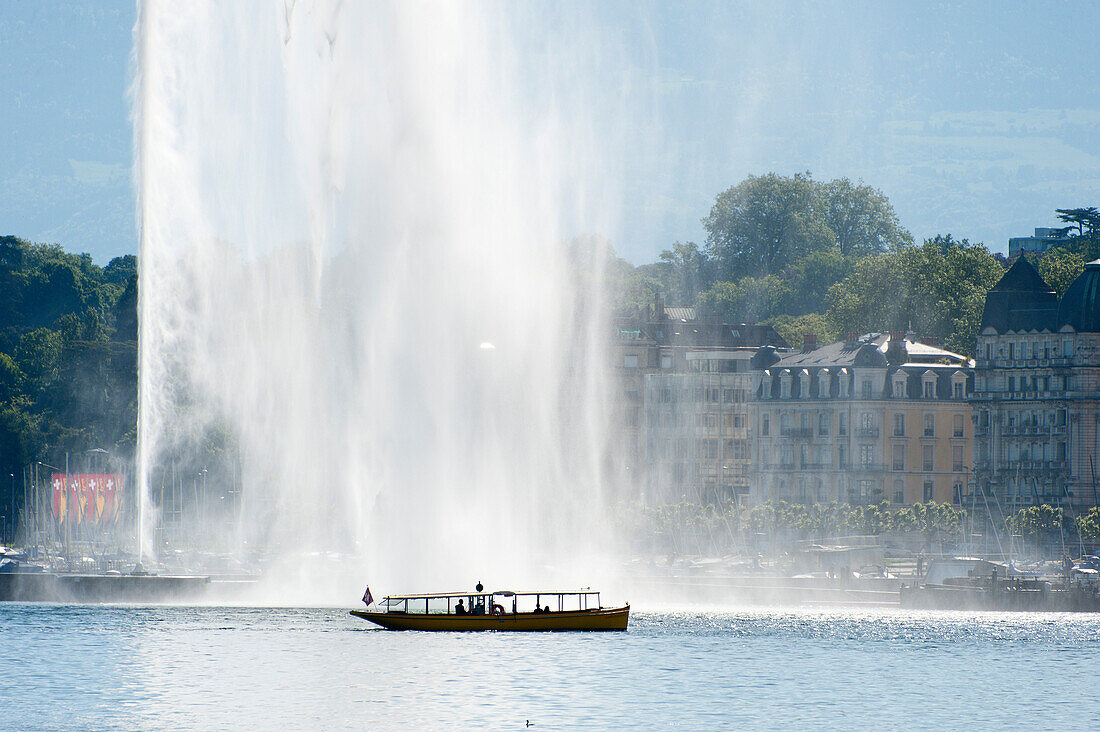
{"left": 818, "top": 177, "right": 913, "bottom": 256}
{"left": 618, "top": 499, "right": 966, "bottom": 555}
{"left": 1074, "top": 507, "right": 1100, "bottom": 542}
{"left": 702, "top": 172, "right": 909, "bottom": 280}
{"left": 0, "top": 236, "right": 138, "bottom": 495}
{"left": 656, "top": 242, "right": 710, "bottom": 305}
{"left": 764, "top": 312, "right": 837, "bottom": 349}
{"left": 698, "top": 275, "right": 789, "bottom": 323}
{"left": 1006, "top": 504, "right": 1068, "bottom": 539}
{"left": 824, "top": 235, "right": 1004, "bottom": 355}
{"left": 1035, "top": 247, "right": 1087, "bottom": 297}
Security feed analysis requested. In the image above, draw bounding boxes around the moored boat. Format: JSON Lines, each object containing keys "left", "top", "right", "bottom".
{"left": 350, "top": 587, "right": 629, "bottom": 631}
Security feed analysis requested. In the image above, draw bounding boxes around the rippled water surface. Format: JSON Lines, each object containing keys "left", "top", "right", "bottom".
{"left": 3, "top": 604, "right": 1099, "bottom": 730}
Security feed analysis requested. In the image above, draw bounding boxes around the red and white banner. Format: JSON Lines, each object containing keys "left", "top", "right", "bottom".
{"left": 51, "top": 474, "right": 125, "bottom": 524}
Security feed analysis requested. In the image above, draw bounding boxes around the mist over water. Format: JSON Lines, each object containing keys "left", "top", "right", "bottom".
{"left": 134, "top": 2, "right": 627, "bottom": 600}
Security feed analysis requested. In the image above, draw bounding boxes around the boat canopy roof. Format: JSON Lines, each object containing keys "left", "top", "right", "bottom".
{"left": 382, "top": 589, "right": 601, "bottom": 601}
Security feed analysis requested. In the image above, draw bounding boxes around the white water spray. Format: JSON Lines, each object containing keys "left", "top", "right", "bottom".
{"left": 133, "top": 2, "right": 627, "bottom": 599}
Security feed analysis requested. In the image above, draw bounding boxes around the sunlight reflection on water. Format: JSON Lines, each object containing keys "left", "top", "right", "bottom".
{"left": 3, "top": 604, "right": 1099, "bottom": 730}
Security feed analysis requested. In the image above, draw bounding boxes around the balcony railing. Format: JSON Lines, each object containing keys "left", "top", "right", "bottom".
{"left": 852, "top": 462, "right": 885, "bottom": 472}
{"left": 780, "top": 427, "right": 813, "bottom": 438}
{"left": 856, "top": 427, "right": 879, "bottom": 438}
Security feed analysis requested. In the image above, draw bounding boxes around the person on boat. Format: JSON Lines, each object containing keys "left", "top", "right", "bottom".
{"left": 455, "top": 599, "right": 467, "bottom": 615}
{"left": 543, "top": 605, "right": 551, "bottom": 613}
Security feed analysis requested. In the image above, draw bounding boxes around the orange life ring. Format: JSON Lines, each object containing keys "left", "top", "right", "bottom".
{"left": 491, "top": 604, "right": 505, "bottom": 615}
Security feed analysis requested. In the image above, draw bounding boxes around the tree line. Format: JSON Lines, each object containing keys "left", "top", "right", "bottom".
{"left": 606, "top": 173, "right": 1099, "bottom": 356}
{"left": 619, "top": 499, "right": 966, "bottom": 557}
{"left": 0, "top": 235, "right": 137, "bottom": 525}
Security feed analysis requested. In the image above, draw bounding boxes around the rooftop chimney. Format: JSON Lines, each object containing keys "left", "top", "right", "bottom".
{"left": 886, "top": 333, "right": 908, "bottom": 364}
{"left": 802, "top": 333, "right": 818, "bottom": 352}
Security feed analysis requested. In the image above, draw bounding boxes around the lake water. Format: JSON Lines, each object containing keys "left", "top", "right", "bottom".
{"left": 3, "top": 603, "right": 1098, "bottom": 730}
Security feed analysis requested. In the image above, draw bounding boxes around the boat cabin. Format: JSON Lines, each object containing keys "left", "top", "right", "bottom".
{"left": 377, "top": 590, "right": 605, "bottom": 616}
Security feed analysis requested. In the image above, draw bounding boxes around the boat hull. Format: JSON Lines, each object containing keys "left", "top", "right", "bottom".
{"left": 349, "top": 605, "right": 629, "bottom": 631}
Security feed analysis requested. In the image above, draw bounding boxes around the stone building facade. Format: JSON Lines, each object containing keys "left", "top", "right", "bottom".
{"left": 972, "top": 257, "right": 1100, "bottom": 512}
{"left": 750, "top": 333, "right": 973, "bottom": 506}
{"left": 612, "top": 297, "right": 787, "bottom": 504}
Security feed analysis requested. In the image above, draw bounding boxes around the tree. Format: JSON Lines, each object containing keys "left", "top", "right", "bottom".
{"left": 764, "top": 312, "right": 837, "bottom": 349}
{"left": 702, "top": 172, "right": 911, "bottom": 280}
{"left": 818, "top": 178, "right": 912, "bottom": 256}
{"left": 698, "top": 275, "right": 789, "bottom": 323}
{"left": 1036, "top": 248, "right": 1087, "bottom": 297}
{"left": 1007, "top": 504, "right": 1068, "bottom": 542}
{"left": 777, "top": 249, "right": 852, "bottom": 315}
{"left": 702, "top": 172, "right": 833, "bottom": 279}
{"left": 1055, "top": 207, "right": 1100, "bottom": 238}
{"left": 656, "top": 241, "right": 710, "bottom": 305}
{"left": 824, "top": 236, "right": 1003, "bottom": 355}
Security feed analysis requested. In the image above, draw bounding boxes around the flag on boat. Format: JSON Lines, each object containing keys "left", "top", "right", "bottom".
{"left": 362, "top": 587, "right": 373, "bottom": 606}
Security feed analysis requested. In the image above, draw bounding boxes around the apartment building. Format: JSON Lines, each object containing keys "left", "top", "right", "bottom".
{"left": 750, "top": 332, "right": 973, "bottom": 506}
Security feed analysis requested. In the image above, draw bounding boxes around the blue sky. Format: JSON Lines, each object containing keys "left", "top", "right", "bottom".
{"left": 2, "top": 1, "right": 1099, "bottom": 264}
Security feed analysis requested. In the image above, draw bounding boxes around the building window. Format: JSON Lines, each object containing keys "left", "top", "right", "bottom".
{"left": 892, "top": 444, "right": 905, "bottom": 471}
{"left": 922, "top": 445, "right": 934, "bottom": 472}
{"left": 780, "top": 413, "right": 791, "bottom": 433}
{"left": 660, "top": 355, "right": 672, "bottom": 369}
{"left": 1007, "top": 376, "right": 1015, "bottom": 392}
{"left": 952, "top": 445, "right": 963, "bottom": 472}
{"left": 893, "top": 379, "right": 906, "bottom": 398}
{"left": 623, "top": 354, "right": 639, "bottom": 368}
{"left": 953, "top": 414, "right": 964, "bottom": 438}
{"left": 953, "top": 382, "right": 963, "bottom": 399}
{"left": 1064, "top": 339, "right": 1073, "bottom": 357}
{"left": 893, "top": 413, "right": 905, "bottom": 436}
{"left": 893, "top": 479, "right": 905, "bottom": 504}
{"left": 923, "top": 480, "right": 934, "bottom": 502}
{"left": 861, "top": 380, "right": 873, "bottom": 399}
{"left": 838, "top": 444, "right": 848, "bottom": 467}
{"left": 860, "top": 444, "right": 875, "bottom": 467}
{"left": 800, "top": 413, "right": 811, "bottom": 432}
{"left": 838, "top": 413, "right": 848, "bottom": 436}
{"left": 781, "top": 378, "right": 791, "bottom": 399}
{"left": 761, "top": 414, "right": 770, "bottom": 436}
{"left": 781, "top": 446, "right": 794, "bottom": 466}
{"left": 923, "top": 380, "right": 935, "bottom": 398}
{"left": 923, "top": 413, "right": 935, "bottom": 437}
{"left": 818, "top": 412, "right": 829, "bottom": 435}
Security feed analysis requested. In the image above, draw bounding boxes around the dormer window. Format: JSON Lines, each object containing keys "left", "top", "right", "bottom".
{"left": 950, "top": 371, "right": 967, "bottom": 400}
{"left": 922, "top": 370, "right": 937, "bottom": 399}
{"left": 893, "top": 376, "right": 906, "bottom": 398}
{"left": 780, "top": 374, "right": 792, "bottom": 399}
{"left": 861, "top": 380, "right": 872, "bottom": 399}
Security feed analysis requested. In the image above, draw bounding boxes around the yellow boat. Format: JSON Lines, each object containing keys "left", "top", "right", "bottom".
{"left": 349, "top": 588, "right": 629, "bottom": 631}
